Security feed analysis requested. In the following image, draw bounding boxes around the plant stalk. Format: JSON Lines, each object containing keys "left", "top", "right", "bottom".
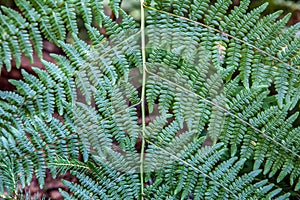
{"left": 139, "top": 0, "right": 147, "bottom": 199}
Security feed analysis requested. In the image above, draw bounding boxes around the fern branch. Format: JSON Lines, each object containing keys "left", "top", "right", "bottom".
{"left": 143, "top": 4, "right": 300, "bottom": 74}
{"left": 146, "top": 70, "right": 300, "bottom": 159}
{"left": 145, "top": 139, "right": 240, "bottom": 199}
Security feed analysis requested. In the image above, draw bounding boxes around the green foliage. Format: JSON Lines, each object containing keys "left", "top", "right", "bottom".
{"left": 0, "top": 0, "right": 300, "bottom": 199}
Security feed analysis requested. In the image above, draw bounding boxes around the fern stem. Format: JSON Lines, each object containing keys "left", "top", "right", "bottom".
{"left": 140, "top": 0, "right": 147, "bottom": 199}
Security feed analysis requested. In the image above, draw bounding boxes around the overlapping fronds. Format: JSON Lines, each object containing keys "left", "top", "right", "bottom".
{"left": 0, "top": 0, "right": 299, "bottom": 199}
{"left": 0, "top": 0, "right": 137, "bottom": 72}
{"left": 146, "top": 0, "right": 300, "bottom": 109}
{"left": 144, "top": 142, "right": 290, "bottom": 199}
{"left": 144, "top": 0, "right": 300, "bottom": 194}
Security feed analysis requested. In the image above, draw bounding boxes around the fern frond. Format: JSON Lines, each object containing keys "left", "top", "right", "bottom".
{"left": 189, "top": 0, "right": 210, "bottom": 21}
{"left": 57, "top": 159, "right": 140, "bottom": 200}
{"left": 204, "top": 0, "right": 232, "bottom": 27}
{"left": 1, "top": 0, "right": 300, "bottom": 198}
{"left": 0, "top": 6, "right": 37, "bottom": 71}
